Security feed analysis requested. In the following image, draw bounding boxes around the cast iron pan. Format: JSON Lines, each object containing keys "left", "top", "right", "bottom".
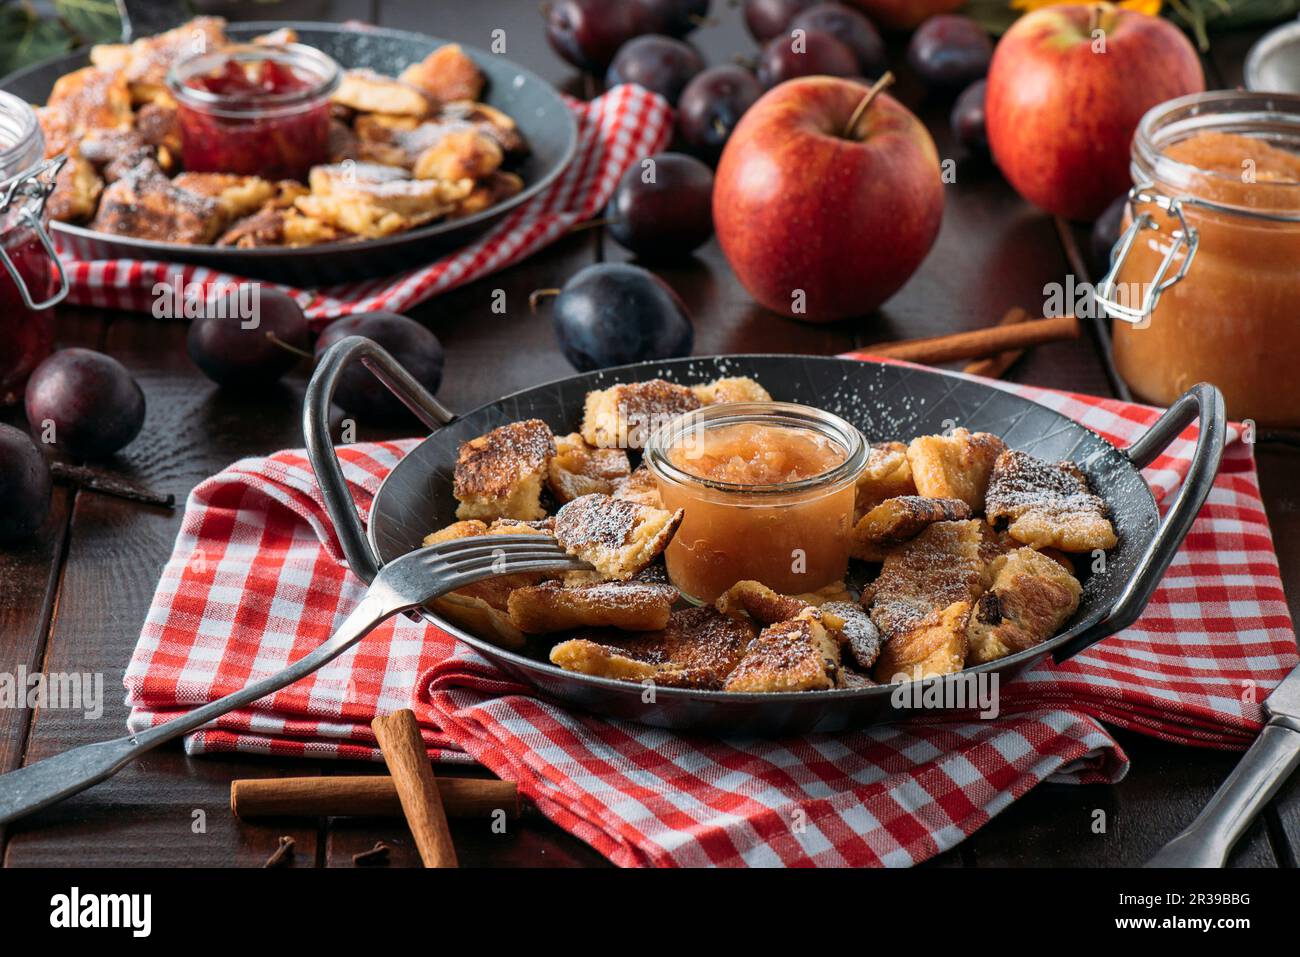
{"left": 304, "top": 340, "right": 1226, "bottom": 734}
{"left": 0, "top": 22, "right": 579, "bottom": 286}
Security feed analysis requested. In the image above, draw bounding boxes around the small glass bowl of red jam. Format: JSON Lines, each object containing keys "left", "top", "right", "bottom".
{"left": 0, "top": 90, "right": 68, "bottom": 406}
{"left": 644, "top": 402, "right": 868, "bottom": 604}
{"left": 167, "top": 43, "right": 340, "bottom": 182}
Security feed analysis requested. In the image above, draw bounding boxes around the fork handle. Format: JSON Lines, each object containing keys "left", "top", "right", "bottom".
{"left": 0, "top": 588, "right": 403, "bottom": 826}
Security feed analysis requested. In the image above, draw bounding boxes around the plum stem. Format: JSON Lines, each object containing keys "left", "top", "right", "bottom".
{"left": 568, "top": 216, "right": 616, "bottom": 234}
{"left": 265, "top": 331, "right": 313, "bottom": 360}
{"left": 843, "top": 72, "right": 895, "bottom": 139}
{"left": 529, "top": 288, "right": 561, "bottom": 314}
{"left": 713, "top": 117, "right": 728, "bottom": 137}
{"left": 50, "top": 461, "right": 175, "bottom": 509}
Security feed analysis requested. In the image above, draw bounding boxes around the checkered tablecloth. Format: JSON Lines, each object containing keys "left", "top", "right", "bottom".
{"left": 54, "top": 85, "right": 672, "bottom": 324}
{"left": 124, "top": 370, "right": 1296, "bottom": 866}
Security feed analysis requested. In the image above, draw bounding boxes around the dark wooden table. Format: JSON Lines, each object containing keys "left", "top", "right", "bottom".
{"left": 2, "top": 0, "right": 1297, "bottom": 868}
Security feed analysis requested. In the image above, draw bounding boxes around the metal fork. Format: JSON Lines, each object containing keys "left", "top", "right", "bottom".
{"left": 0, "top": 535, "right": 587, "bottom": 825}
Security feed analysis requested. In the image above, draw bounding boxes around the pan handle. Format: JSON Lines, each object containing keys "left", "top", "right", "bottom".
{"left": 1053, "top": 382, "right": 1226, "bottom": 663}
{"left": 303, "top": 336, "right": 455, "bottom": 584}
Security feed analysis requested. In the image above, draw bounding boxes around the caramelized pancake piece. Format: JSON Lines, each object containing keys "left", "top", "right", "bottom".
{"left": 874, "top": 600, "right": 971, "bottom": 683}
{"left": 296, "top": 162, "right": 469, "bottom": 237}
{"left": 855, "top": 440, "right": 917, "bottom": 518}
{"left": 508, "top": 580, "right": 677, "bottom": 633}
{"left": 35, "top": 107, "right": 72, "bottom": 158}
{"left": 399, "top": 44, "right": 485, "bottom": 104}
{"left": 550, "top": 606, "right": 753, "bottom": 688}
{"left": 907, "top": 428, "right": 1006, "bottom": 512}
{"left": 413, "top": 129, "right": 503, "bottom": 182}
{"left": 47, "top": 67, "right": 132, "bottom": 135}
{"left": 724, "top": 608, "right": 841, "bottom": 693}
{"left": 966, "top": 547, "right": 1082, "bottom": 664}
{"left": 123, "top": 17, "right": 228, "bottom": 105}
{"left": 134, "top": 101, "right": 181, "bottom": 158}
{"left": 453, "top": 419, "right": 555, "bottom": 522}
{"left": 47, "top": 156, "right": 102, "bottom": 224}
{"left": 433, "top": 592, "right": 526, "bottom": 649}
{"left": 89, "top": 44, "right": 133, "bottom": 71}
{"left": 91, "top": 171, "right": 224, "bottom": 244}
{"left": 851, "top": 495, "right": 972, "bottom": 561}
{"left": 821, "top": 600, "right": 883, "bottom": 670}
{"left": 610, "top": 466, "right": 662, "bottom": 508}
{"left": 547, "top": 433, "right": 631, "bottom": 504}
{"left": 173, "top": 173, "right": 276, "bottom": 220}
{"left": 716, "top": 580, "right": 812, "bottom": 625}
{"left": 691, "top": 376, "right": 772, "bottom": 405}
{"left": 553, "top": 493, "right": 683, "bottom": 580}
{"left": 331, "top": 69, "right": 430, "bottom": 116}
{"left": 282, "top": 209, "right": 346, "bottom": 246}
{"left": 864, "top": 519, "right": 991, "bottom": 640}
{"left": 581, "top": 380, "right": 701, "bottom": 450}
{"left": 984, "top": 449, "right": 1117, "bottom": 552}
{"left": 837, "top": 670, "right": 877, "bottom": 689}
{"left": 451, "top": 171, "right": 523, "bottom": 219}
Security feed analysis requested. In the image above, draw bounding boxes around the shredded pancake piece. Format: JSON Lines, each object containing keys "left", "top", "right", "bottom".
{"left": 906, "top": 428, "right": 1006, "bottom": 512}
{"left": 851, "top": 495, "right": 973, "bottom": 561}
{"left": 966, "top": 547, "right": 1082, "bottom": 664}
{"left": 984, "top": 449, "right": 1117, "bottom": 552}
{"left": 508, "top": 580, "right": 678, "bottom": 633}
{"left": 453, "top": 419, "right": 555, "bottom": 522}
{"left": 580, "top": 380, "right": 701, "bottom": 450}
{"left": 553, "top": 493, "right": 683, "bottom": 580}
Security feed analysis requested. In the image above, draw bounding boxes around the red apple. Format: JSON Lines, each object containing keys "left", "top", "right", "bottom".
{"left": 714, "top": 76, "right": 943, "bottom": 322}
{"left": 986, "top": 3, "right": 1204, "bottom": 221}
{"left": 842, "top": 0, "right": 965, "bottom": 31}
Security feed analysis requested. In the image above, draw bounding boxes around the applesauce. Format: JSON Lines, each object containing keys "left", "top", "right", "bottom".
{"left": 1103, "top": 92, "right": 1300, "bottom": 425}
{"left": 643, "top": 403, "right": 867, "bottom": 604}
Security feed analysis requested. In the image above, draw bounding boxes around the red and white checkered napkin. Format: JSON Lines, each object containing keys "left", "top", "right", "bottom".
{"left": 55, "top": 85, "right": 671, "bottom": 324}
{"left": 124, "top": 376, "right": 1297, "bottom": 867}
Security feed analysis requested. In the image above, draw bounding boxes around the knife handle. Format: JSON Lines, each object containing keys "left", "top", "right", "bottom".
{"left": 1146, "top": 721, "right": 1300, "bottom": 868}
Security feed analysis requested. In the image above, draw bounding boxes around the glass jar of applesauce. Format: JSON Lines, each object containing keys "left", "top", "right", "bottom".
{"left": 0, "top": 90, "right": 68, "bottom": 406}
{"left": 643, "top": 402, "right": 867, "bottom": 605}
{"left": 1101, "top": 91, "right": 1300, "bottom": 426}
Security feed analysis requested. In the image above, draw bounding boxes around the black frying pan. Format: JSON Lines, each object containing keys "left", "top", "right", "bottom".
{"left": 0, "top": 22, "right": 579, "bottom": 286}
{"left": 304, "top": 339, "right": 1225, "bottom": 734}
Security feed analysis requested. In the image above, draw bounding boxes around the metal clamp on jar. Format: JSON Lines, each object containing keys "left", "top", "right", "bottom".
{"left": 0, "top": 90, "right": 70, "bottom": 405}
{"left": 1099, "top": 90, "right": 1300, "bottom": 426}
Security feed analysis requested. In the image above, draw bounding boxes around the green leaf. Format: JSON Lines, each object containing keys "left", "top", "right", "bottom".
{"left": 53, "top": 0, "right": 123, "bottom": 47}
{"left": 0, "top": 2, "right": 75, "bottom": 79}
{"left": 961, "top": 0, "right": 1022, "bottom": 36}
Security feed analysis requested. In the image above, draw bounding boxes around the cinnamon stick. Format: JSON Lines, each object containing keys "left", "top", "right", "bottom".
{"left": 231, "top": 775, "right": 521, "bottom": 820}
{"left": 371, "top": 709, "right": 458, "bottom": 868}
{"left": 963, "top": 307, "right": 1029, "bottom": 378}
{"left": 863, "top": 315, "right": 1079, "bottom": 365}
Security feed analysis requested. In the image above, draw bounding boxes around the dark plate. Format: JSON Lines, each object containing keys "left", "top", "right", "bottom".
{"left": 305, "top": 351, "right": 1224, "bottom": 734}
{"left": 0, "top": 21, "right": 579, "bottom": 285}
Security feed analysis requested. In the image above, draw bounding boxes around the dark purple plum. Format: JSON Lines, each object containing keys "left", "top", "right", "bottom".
{"left": 187, "top": 286, "right": 310, "bottom": 387}
{"left": 677, "top": 65, "right": 763, "bottom": 163}
{"left": 24, "top": 349, "right": 145, "bottom": 460}
{"left": 907, "top": 15, "right": 993, "bottom": 91}
{"left": 605, "top": 35, "right": 705, "bottom": 105}
{"left": 0, "top": 423, "right": 52, "bottom": 544}
{"left": 757, "top": 29, "right": 858, "bottom": 88}
{"left": 639, "top": 0, "right": 709, "bottom": 36}
{"left": 744, "top": 0, "right": 817, "bottom": 43}
{"left": 314, "top": 312, "right": 445, "bottom": 422}
{"left": 544, "top": 0, "right": 660, "bottom": 72}
{"left": 606, "top": 152, "right": 714, "bottom": 259}
{"left": 1091, "top": 194, "right": 1130, "bottom": 277}
{"left": 789, "top": 3, "right": 886, "bottom": 77}
{"left": 950, "top": 78, "right": 988, "bottom": 155}
{"left": 549, "top": 263, "right": 694, "bottom": 371}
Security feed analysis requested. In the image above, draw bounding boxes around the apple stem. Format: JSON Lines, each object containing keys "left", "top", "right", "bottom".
{"left": 529, "top": 288, "right": 561, "bottom": 314}
{"left": 843, "top": 72, "right": 895, "bottom": 139}
{"left": 265, "top": 331, "right": 313, "bottom": 360}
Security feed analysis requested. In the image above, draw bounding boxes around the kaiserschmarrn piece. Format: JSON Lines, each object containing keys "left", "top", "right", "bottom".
{"left": 91, "top": 170, "right": 224, "bottom": 244}
{"left": 296, "top": 162, "right": 471, "bottom": 238}
{"left": 553, "top": 493, "right": 683, "bottom": 580}
{"left": 821, "top": 600, "right": 882, "bottom": 670}
{"left": 331, "top": 68, "right": 430, "bottom": 117}
{"left": 691, "top": 376, "right": 772, "bottom": 405}
{"left": 609, "top": 466, "right": 662, "bottom": 508}
{"left": 873, "top": 599, "right": 972, "bottom": 683}
{"left": 122, "top": 17, "right": 228, "bottom": 105}
{"left": 549, "top": 606, "right": 754, "bottom": 689}
{"left": 966, "top": 547, "right": 1082, "bottom": 665}
{"left": 984, "top": 449, "right": 1117, "bottom": 552}
{"left": 580, "top": 379, "right": 701, "bottom": 450}
{"left": 453, "top": 419, "right": 555, "bottom": 522}
{"left": 173, "top": 173, "right": 276, "bottom": 220}
{"left": 399, "top": 44, "right": 485, "bottom": 105}
{"left": 507, "top": 580, "right": 678, "bottom": 633}
{"left": 907, "top": 428, "right": 1006, "bottom": 512}
{"left": 46, "top": 67, "right": 132, "bottom": 135}
{"left": 855, "top": 440, "right": 917, "bottom": 519}
{"left": 723, "top": 608, "right": 842, "bottom": 693}
{"left": 716, "top": 579, "right": 812, "bottom": 626}
{"left": 413, "top": 129, "right": 503, "bottom": 182}
{"left": 850, "top": 495, "right": 973, "bottom": 562}
{"left": 547, "top": 433, "right": 632, "bottom": 504}
{"left": 47, "top": 156, "right": 103, "bottom": 224}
